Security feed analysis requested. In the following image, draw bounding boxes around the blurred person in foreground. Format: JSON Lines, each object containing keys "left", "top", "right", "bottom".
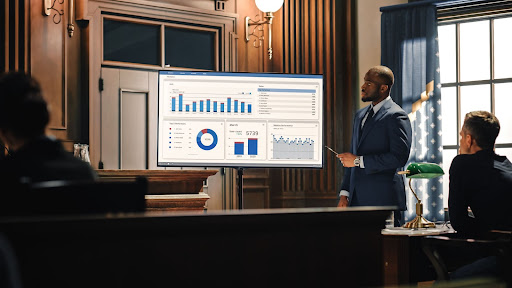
{"left": 0, "top": 72, "right": 96, "bottom": 185}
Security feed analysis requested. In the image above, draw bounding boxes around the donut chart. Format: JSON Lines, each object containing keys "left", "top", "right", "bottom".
{"left": 196, "top": 129, "right": 218, "bottom": 150}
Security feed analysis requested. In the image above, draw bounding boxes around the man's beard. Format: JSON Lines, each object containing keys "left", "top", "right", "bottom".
{"left": 362, "top": 92, "right": 378, "bottom": 102}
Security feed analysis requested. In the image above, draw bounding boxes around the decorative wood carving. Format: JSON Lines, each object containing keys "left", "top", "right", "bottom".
{"left": 97, "top": 169, "right": 218, "bottom": 194}
{"left": 97, "top": 169, "right": 218, "bottom": 212}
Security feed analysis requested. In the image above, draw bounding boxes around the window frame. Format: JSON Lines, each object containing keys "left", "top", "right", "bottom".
{"left": 101, "top": 14, "right": 220, "bottom": 71}
{"left": 438, "top": 14, "right": 512, "bottom": 208}
{"left": 439, "top": 15, "right": 512, "bottom": 153}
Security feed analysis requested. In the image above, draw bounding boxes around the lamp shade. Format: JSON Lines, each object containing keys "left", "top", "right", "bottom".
{"left": 255, "top": 0, "right": 284, "bottom": 13}
{"left": 405, "top": 163, "right": 444, "bottom": 179}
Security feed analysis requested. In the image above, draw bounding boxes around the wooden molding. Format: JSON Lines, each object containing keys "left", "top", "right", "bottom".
{"left": 96, "top": 169, "right": 218, "bottom": 194}
{"left": 97, "top": 169, "right": 218, "bottom": 212}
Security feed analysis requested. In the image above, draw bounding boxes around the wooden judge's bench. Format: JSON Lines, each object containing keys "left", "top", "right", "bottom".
{"left": 0, "top": 207, "right": 390, "bottom": 288}
{"left": 96, "top": 169, "right": 218, "bottom": 212}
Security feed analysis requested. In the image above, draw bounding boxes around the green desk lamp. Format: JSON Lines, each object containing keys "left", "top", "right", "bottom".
{"left": 398, "top": 163, "right": 444, "bottom": 229}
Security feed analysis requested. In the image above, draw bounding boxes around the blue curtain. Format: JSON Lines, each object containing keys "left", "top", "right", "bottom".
{"left": 381, "top": 4, "right": 444, "bottom": 222}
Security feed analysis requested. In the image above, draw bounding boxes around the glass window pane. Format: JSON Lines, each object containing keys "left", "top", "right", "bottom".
{"left": 441, "top": 87, "right": 457, "bottom": 146}
{"left": 103, "top": 19, "right": 160, "bottom": 66}
{"left": 460, "top": 20, "right": 490, "bottom": 81}
{"left": 442, "top": 148, "right": 458, "bottom": 208}
{"left": 438, "top": 25, "right": 456, "bottom": 83}
{"left": 495, "top": 83, "right": 512, "bottom": 144}
{"left": 165, "top": 27, "right": 216, "bottom": 70}
{"left": 494, "top": 17, "right": 512, "bottom": 79}
{"left": 460, "top": 85, "right": 491, "bottom": 130}
{"left": 495, "top": 148, "right": 512, "bottom": 162}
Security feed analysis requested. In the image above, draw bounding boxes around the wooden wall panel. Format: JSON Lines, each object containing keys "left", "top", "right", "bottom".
{"left": 265, "top": 0, "right": 357, "bottom": 208}
{"left": 1, "top": 0, "right": 30, "bottom": 157}
{"left": 1, "top": 0, "right": 28, "bottom": 73}
{"left": 30, "top": 0, "right": 67, "bottom": 133}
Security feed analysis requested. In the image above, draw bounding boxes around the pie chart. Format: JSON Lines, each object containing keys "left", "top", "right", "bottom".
{"left": 196, "top": 129, "right": 218, "bottom": 150}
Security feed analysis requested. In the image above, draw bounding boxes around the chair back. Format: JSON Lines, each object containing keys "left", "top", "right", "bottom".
{"left": 422, "top": 231, "right": 512, "bottom": 284}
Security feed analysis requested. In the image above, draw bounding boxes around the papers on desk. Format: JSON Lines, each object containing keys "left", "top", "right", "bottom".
{"left": 382, "top": 225, "right": 455, "bottom": 236}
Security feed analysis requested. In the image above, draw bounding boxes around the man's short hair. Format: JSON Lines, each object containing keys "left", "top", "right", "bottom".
{"left": 463, "top": 111, "right": 500, "bottom": 150}
{"left": 0, "top": 72, "right": 49, "bottom": 139}
{"left": 369, "top": 66, "right": 394, "bottom": 88}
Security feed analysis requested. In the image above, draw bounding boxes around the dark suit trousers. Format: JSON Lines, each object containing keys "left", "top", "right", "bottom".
{"left": 351, "top": 189, "right": 403, "bottom": 227}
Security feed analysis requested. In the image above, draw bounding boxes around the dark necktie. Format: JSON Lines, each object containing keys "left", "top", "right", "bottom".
{"left": 360, "top": 107, "right": 374, "bottom": 137}
{"left": 365, "top": 107, "right": 374, "bottom": 124}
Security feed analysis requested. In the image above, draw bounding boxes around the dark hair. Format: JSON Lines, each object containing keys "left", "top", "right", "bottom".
{"left": 463, "top": 111, "right": 500, "bottom": 150}
{"left": 0, "top": 72, "right": 49, "bottom": 139}
{"left": 369, "top": 66, "right": 394, "bottom": 88}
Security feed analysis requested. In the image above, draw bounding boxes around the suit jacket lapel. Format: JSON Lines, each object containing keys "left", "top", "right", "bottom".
{"left": 354, "top": 108, "right": 367, "bottom": 144}
{"left": 357, "top": 100, "right": 392, "bottom": 147}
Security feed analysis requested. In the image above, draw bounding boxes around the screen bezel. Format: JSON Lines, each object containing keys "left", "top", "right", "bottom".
{"left": 157, "top": 71, "right": 325, "bottom": 168}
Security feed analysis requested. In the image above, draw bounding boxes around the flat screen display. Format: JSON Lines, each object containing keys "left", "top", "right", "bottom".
{"left": 157, "top": 71, "right": 324, "bottom": 168}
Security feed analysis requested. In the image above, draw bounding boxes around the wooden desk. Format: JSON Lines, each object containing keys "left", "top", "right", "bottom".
{"left": 382, "top": 225, "right": 455, "bottom": 285}
{"left": 97, "top": 169, "right": 218, "bottom": 212}
{"left": 1, "top": 207, "right": 391, "bottom": 288}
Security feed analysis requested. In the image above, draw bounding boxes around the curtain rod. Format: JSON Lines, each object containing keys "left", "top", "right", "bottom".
{"left": 380, "top": 0, "right": 506, "bottom": 12}
{"left": 380, "top": 0, "right": 441, "bottom": 12}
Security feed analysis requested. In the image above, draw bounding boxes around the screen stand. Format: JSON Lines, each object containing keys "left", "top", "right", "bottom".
{"left": 237, "top": 167, "right": 244, "bottom": 209}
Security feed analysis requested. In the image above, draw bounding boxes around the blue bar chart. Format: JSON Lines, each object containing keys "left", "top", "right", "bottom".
{"left": 233, "top": 138, "right": 258, "bottom": 156}
{"left": 234, "top": 142, "right": 244, "bottom": 155}
{"left": 226, "top": 121, "right": 266, "bottom": 160}
{"left": 169, "top": 94, "right": 252, "bottom": 114}
{"left": 248, "top": 138, "right": 258, "bottom": 155}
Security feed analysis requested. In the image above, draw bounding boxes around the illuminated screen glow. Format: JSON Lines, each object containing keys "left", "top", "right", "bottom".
{"left": 157, "top": 71, "right": 324, "bottom": 168}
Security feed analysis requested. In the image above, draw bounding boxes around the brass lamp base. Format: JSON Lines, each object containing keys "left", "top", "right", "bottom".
{"left": 403, "top": 200, "right": 436, "bottom": 229}
{"left": 403, "top": 215, "right": 436, "bottom": 228}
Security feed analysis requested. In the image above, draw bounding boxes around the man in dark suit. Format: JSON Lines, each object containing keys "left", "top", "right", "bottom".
{"left": 449, "top": 111, "right": 512, "bottom": 237}
{"left": 0, "top": 72, "right": 96, "bottom": 185}
{"left": 337, "top": 66, "right": 412, "bottom": 226}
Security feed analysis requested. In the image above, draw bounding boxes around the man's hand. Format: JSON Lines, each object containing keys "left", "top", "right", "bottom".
{"left": 338, "top": 196, "right": 349, "bottom": 207}
{"left": 337, "top": 152, "right": 357, "bottom": 168}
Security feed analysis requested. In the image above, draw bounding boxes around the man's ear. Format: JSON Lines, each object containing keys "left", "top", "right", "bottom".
{"left": 380, "top": 85, "right": 388, "bottom": 93}
{"left": 465, "top": 133, "right": 474, "bottom": 149}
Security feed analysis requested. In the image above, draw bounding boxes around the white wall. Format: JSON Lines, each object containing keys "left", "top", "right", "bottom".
{"left": 357, "top": 0, "right": 408, "bottom": 109}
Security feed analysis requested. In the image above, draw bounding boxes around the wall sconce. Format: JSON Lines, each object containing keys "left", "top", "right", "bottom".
{"left": 245, "top": 0, "right": 284, "bottom": 60}
{"left": 43, "top": 0, "right": 75, "bottom": 38}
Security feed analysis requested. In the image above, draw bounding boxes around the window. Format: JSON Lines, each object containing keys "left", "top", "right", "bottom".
{"left": 104, "top": 19, "right": 160, "bottom": 66}
{"left": 438, "top": 16, "right": 512, "bottom": 207}
{"left": 102, "top": 17, "right": 219, "bottom": 70}
{"left": 165, "top": 27, "right": 216, "bottom": 70}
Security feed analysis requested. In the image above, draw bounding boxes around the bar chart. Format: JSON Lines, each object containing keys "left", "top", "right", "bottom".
{"left": 226, "top": 121, "right": 266, "bottom": 160}
{"left": 170, "top": 94, "right": 253, "bottom": 114}
{"left": 234, "top": 138, "right": 258, "bottom": 155}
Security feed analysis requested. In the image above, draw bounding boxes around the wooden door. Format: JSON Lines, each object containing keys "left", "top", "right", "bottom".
{"left": 100, "top": 68, "right": 159, "bottom": 170}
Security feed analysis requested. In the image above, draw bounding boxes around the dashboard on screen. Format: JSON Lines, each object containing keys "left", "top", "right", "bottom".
{"left": 157, "top": 71, "right": 323, "bottom": 168}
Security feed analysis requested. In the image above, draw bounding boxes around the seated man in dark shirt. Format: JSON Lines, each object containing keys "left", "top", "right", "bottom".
{"left": 0, "top": 72, "right": 97, "bottom": 185}
{"left": 447, "top": 111, "right": 512, "bottom": 280}
{"left": 449, "top": 111, "right": 512, "bottom": 237}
